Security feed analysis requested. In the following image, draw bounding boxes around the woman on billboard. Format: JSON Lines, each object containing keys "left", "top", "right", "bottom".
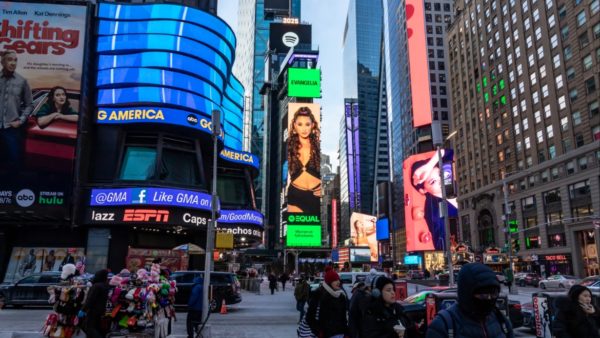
{"left": 287, "top": 106, "right": 321, "bottom": 215}
{"left": 36, "top": 86, "right": 78, "bottom": 128}
{"left": 411, "top": 149, "right": 457, "bottom": 250}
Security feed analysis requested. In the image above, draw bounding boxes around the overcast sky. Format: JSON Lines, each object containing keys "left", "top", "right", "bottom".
{"left": 218, "top": 0, "right": 349, "bottom": 172}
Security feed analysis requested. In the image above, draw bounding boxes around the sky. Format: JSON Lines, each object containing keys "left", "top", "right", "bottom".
{"left": 218, "top": 0, "right": 350, "bottom": 172}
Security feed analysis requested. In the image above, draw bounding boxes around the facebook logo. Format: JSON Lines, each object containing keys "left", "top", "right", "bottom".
{"left": 132, "top": 189, "right": 147, "bottom": 204}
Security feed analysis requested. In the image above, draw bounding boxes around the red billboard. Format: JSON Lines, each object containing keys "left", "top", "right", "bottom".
{"left": 406, "top": 0, "right": 432, "bottom": 127}
{"left": 331, "top": 198, "right": 338, "bottom": 247}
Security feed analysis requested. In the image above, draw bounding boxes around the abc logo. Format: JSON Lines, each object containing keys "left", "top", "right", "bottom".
{"left": 282, "top": 32, "right": 299, "bottom": 47}
{"left": 187, "top": 114, "right": 198, "bottom": 125}
{"left": 16, "top": 189, "right": 35, "bottom": 207}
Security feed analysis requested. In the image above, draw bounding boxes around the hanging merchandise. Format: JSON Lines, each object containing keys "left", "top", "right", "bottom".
{"left": 43, "top": 264, "right": 87, "bottom": 338}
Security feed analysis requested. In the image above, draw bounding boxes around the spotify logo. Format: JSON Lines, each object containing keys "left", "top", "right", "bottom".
{"left": 16, "top": 189, "right": 35, "bottom": 207}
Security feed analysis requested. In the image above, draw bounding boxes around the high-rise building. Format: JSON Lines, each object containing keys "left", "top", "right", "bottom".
{"left": 234, "top": 0, "right": 301, "bottom": 212}
{"left": 339, "top": 0, "right": 384, "bottom": 233}
{"left": 448, "top": 0, "right": 599, "bottom": 277}
{"left": 386, "top": 0, "right": 454, "bottom": 260}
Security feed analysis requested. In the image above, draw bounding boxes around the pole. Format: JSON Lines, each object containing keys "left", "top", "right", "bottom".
{"left": 502, "top": 173, "right": 518, "bottom": 295}
{"left": 437, "top": 145, "right": 454, "bottom": 286}
{"left": 202, "top": 110, "right": 221, "bottom": 324}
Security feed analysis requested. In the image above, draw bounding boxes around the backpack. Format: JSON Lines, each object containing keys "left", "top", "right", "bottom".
{"left": 438, "top": 307, "right": 510, "bottom": 338}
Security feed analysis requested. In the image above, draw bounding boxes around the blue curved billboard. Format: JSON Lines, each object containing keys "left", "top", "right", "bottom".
{"left": 95, "top": 3, "right": 245, "bottom": 150}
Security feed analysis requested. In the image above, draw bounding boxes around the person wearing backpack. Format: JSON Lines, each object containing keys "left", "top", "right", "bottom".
{"left": 294, "top": 275, "right": 311, "bottom": 323}
{"left": 426, "top": 263, "right": 514, "bottom": 338}
{"left": 305, "top": 267, "right": 348, "bottom": 338}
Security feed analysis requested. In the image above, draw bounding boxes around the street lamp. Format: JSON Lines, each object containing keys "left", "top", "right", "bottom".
{"left": 436, "top": 130, "right": 457, "bottom": 286}
{"left": 202, "top": 110, "right": 221, "bottom": 324}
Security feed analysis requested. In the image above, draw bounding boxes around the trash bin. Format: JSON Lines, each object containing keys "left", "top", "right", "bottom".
{"left": 394, "top": 279, "right": 408, "bottom": 301}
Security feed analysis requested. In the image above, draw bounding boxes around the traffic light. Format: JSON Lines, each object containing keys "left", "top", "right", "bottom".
{"left": 511, "top": 238, "right": 520, "bottom": 252}
{"left": 508, "top": 220, "right": 518, "bottom": 233}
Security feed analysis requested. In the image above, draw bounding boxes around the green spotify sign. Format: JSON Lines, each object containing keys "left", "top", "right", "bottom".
{"left": 288, "top": 68, "right": 321, "bottom": 98}
{"left": 286, "top": 225, "right": 321, "bottom": 247}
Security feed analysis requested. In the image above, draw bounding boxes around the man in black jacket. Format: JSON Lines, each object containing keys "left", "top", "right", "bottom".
{"left": 187, "top": 276, "right": 204, "bottom": 338}
{"left": 82, "top": 269, "right": 109, "bottom": 338}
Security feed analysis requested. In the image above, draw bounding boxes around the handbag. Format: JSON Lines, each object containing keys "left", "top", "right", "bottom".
{"left": 297, "top": 303, "right": 320, "bottom": 338}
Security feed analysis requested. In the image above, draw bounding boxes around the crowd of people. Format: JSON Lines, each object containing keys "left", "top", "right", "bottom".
{"left": 289, "top": 263, "right": 600, "bottom": 338}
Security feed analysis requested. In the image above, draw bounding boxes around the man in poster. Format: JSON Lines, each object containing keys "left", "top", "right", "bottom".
{"left": 0, "top": 50, "right": 33, "bottom": 173}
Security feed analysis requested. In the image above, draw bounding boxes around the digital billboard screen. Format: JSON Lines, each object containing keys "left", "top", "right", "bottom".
{"left": 286, "top": 225, "right": 321, "bottom": 247}
{"left": 350, "top": 212, "right": 378, "bottom": 262}
{"left": 403, "top": 150, "right": 456, "bottom": 251}
{"left": 0, "top": 1, "right": 89, "bottom": 220}
{"left": 406, "top": 0, "right": 433, "bottom": 127}
{"left": 269, "top": 22, "right": 311, "bottom": 53}
{"left": 288, "top": 68, "right": 321, "bottom": 98}
{"left": 350, "top": 247, "right": 371, "bottom": 263}
{"left": 376, "top": 218, "right": 390, "bottom": 240}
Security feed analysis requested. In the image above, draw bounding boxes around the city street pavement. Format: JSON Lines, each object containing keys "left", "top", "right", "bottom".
{"left": 0, "top": 280, "right": 540, "bottom": 337}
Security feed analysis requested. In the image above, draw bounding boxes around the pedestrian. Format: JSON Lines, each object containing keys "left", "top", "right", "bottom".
{"left": 306, "top": 267, "right": 348, "bottom": 338}
{"left": 81, "top": 269, "right": 109, "bottom": 338}
{"left": 268, "top": 273, "right": 277, "bottom": 295}
{"left": 0, "top": 50, "right": 33, "bottom": 173}
{"left": 294, "top": 275, "right": 310, "bottom": 323}
{"left": 426, "top": 262, "right": 514, "bottom": 338}
{"left": 424, "top": 269, "right": 431, "bottom": 279}
{"left": 361, "top": 276, "right": 423, "bottom": 338}
{"left": 503, "top": 267, "right": 513, "bottom": 292}
{"left": 280, "top": 272, "right": 289, "bottom": 291}
{"left": 348, "top": 281, "right": 368, "bottom": 338}
{"left": 553, "top": 285, "right": 600, "bottom": 338}
{"left": 186, "top": 275, "right": 204, "bottom": 338}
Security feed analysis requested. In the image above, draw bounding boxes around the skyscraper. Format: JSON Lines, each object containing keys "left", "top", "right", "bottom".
{"left": 234, "top": 0, "right": 301, "bottom": 212}
{"left": 448, "top": 0, "right": 599, "bottom": 277}
{"left": 340, "top": 0, "right": 384, "bottom": 230}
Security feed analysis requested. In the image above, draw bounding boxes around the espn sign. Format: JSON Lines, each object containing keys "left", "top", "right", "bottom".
{"left": 123, "top": 209, "right": 169, "bottom": 222}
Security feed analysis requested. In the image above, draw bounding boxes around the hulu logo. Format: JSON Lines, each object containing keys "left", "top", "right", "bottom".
{"left": 39, "top": 195, "right": 64, "bottom": 205}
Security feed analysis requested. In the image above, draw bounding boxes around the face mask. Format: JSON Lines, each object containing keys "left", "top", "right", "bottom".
{"left": 472, "top": 297, "right": 497, "bottom": 318}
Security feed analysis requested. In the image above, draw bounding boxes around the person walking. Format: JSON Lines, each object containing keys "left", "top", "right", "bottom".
{"left": 280, "top": 272, "right": 289, "bottom": 291}
{"left": 81, "top": 269, "right": 109, "bottom": 338}
{"left": 361, "top": 276, "right": 423, "bottom": 338}
{"left": 306, "top": 267, "right": 348, "bottom": 338}
{"left": 294, "top": 275, "right": 310, "bottom": 323}
{"left": 553, "top": 285, "right": 600, "bottom": 338}
{"left": 426, "top": 263, "right": 514, "bottom": 338}
{"left": 348, "top": 281, "right": 368, "bottom": 338}
{"left": 268, "top": 273, "right": 277, "bottom": 295}
{"left": 186, "top": 275, "right": 204, "bottom": 338}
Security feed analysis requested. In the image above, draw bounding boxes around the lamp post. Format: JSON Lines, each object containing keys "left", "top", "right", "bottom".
{"left": 501, "top": 170, "right": 527, "bottom": 295}
{"left": 202, "top": 110, "right": 221, "bottom": 324}
{"left": 435, "top": 130, "right": 457, "bottom": 286}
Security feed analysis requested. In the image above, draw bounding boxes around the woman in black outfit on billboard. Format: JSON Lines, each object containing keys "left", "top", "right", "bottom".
{"left": 287, "top": 106, "right": 321, "bottom": 215}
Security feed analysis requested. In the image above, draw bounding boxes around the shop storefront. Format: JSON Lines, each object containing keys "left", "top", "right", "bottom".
{"left": 483, "top": 246, "right": 508, "bottom": 272}
{"left": 539, "top": 254, "right": 573, "bottom": 277}
{"left": 452, "top": 243, "right": 474, "bottom": 265}
{"left": 577, "top": 229, "right": 599, "bottom": 277}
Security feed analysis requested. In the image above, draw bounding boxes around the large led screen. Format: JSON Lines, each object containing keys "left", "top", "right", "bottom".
{"left": 268, "top": 22, "right": 311, "bottom": 53}
{"left": 286, "top": 103, "right": 321, "bottom": 216}
{"left": 286, "top": 225, "right": 321, "bottom": 247}
{"left": 0, "top": 1, "right": 89, "bottom": 220}
{"left": 350, "top": 212, "right": 378, "bottom": 262}
{"left": 350, "top": 247, "right": 372, "bottom": 263}
{"left": 403, "top": 150, "right": 457, "bottom": 251}
{"left": 406, "top": 0, "right": 433, "bottom": 127}
{"left": 288, "top": 68, "right": 321, "bottom": 98}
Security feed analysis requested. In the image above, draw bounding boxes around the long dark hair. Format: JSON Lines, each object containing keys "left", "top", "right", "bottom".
{"left": 47, "top": 86, "right": 71, "bottom": 114}
{"left": 288, "top": 106, "right": 320, "bottom": 176}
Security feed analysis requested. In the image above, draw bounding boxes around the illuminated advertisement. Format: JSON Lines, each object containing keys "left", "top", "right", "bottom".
{"left": 403, "top": 150, "right": 456, "bottom": 251}
{"left": 376, "top": 218, "right": 390, "bottom": 240}
{"left": 350, "top": 212, "right": 378, "bottom": 262}
{"left": 219, "top": 147, "right": 259, "bottom": 170}
{"left": 332, "top": 198, "right": 338, "bottom": 247}
{"left": 0, "top": 1, "right": 89, "bottom": 219}
{"left": 406, "top": 0, "right": 433, "bottom": 127}
{"left": 404, "top": 255, "right": 422, "bottom": 265}
{"left": 86, "top": 207, "right": 211, "bottom": 226}
{"left": 268, "top": 22, "right": 312, "bottom": 53}
{"left": 219, "top": 209, "right": 264, "bottom": 227}
{"left": 286, "top": 225, "right": 321, "bottom": 247}
{"left": 286, "top": 103, "right": 321, "bottom": 216}
{"left": 424, "top": 251, "right": 445, "bottom": 272}
{"left": 533, "top": 295, "right": 551, "bottom": 337}
{"left": 95, "top": 3, "right": 245, "bottom": 150}
{"left": 288, "top": 68, "right": 321, "bottom": 98}
{"left": 90, "top": 188, "right": 214, "bottom": 212}
{"left": 350, "top": 247, "right": 372, "bottom": 263}
{"left": 3, "top": 247, "right": 85, "bottom": 283}
{"left": 344, "top": 100, "right": 361, "bottom": 210}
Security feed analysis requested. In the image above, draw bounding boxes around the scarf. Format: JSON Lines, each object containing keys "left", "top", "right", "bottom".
{"left": 322, "top": 281, "right": 344, "bottom": 298}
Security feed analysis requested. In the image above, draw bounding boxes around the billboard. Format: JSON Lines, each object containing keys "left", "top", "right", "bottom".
{"left": 406, "top": 0, "right": 433, "bottom": 127}
{"left": 350, "top": 212, "right": 378, "bottom": 262}
{"left": 288, "top": 68, "right": 321, "bottom": 98}
{"left": 344, "top": 100, "right": 361, "bottom": 210}
{"left": 403, "top": 150, "right": 456, "bottom": 251}
{"left": 286, "top": 225, "right": 321, "bottom": 247}
{"left": 350, "top": 247, "right": 371, "bottom": 263}
{"left": 0, "top": 1, "right": 89, "bottom": 220}
{"left": 3, "top": 247, "right": 85, "bottom": 283}
{"left": 269, "top": 22, "right": 312, "bottom": 53}
{"left": 376, "top": 218, "right": 390, "bottom": 240}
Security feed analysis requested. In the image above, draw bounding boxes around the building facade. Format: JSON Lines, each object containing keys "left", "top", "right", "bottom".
{"left": 448, "top": 0, "right": 600, "bottom": 277}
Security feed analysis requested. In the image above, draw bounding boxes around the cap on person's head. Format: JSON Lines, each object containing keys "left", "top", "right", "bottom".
{"left": 568, "top": 284, "right": 590, "bottom": 302}
{"left": 375, "top": 276, "right": 394, "bottom": 293}
{"left": 324, "top": 266, "right": 340, "bottom": 285}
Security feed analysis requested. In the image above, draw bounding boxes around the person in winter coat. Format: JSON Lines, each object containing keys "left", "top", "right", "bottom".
{"left": 294, "top": 276, "right": 311, "bottom": 323}
{"left": 360, "top": 276, "right": 422, "bottom": 338}
{"left": 553, "top": 285, "right": 600, "bottom": 338}
{"left": 81, "top": 269, "right": 109, "bottom": 338}
{"left": 268, "top": 273, "right": 277, "bottom": 294}
{"left": 280, "top": 273, "right": 289, "bottom": 291}
{"left": 186, "top": 276, "right": 204, "bottom": 338}
{"left": 306, "top": 267, "right": 348, "bottom": 338}
{"left": 348, "top": 281, "right": 368, "bottom": 338}
{"left": 426, "top": 263, "right": 514, "bottom": 338}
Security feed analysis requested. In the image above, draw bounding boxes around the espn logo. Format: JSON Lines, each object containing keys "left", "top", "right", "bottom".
{"left": 123, "top": 209, "right": 170, "bottom": 222}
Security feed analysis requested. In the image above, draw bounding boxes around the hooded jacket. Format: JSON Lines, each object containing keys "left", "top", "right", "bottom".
{"left": 553, "top": 287, "right": 600, "bottom": 338}
{"left": 306, "top": 282, "right": 348, "bottom": 337}
{"left": 361, "top": 298, "right": 422, "bottom": 338}
{"left": 426, "top": 263, "right": 514, "bottom": 338}
{"left": 187, "top": 276, "right": 204, "bottom": 312}
{"left": 83, "top": 270, "right": 109, "bottom": 317}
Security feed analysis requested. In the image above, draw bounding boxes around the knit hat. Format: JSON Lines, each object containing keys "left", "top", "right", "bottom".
{"left": 324, "top": 266, "right": 340, "bottom": 285}
{"left": 375, "top": 276, "right": 394, "bottom": 293}
{"left": 61, "top": 263, "right": 77, "bottom": 280}
{"left": 568, "top": 284, "right": 591, "bottom": 302}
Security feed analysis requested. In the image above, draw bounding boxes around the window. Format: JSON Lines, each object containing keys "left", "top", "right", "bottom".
{"left": 523, "top": 118, "right": 529, "bottom": 130}
{"left": 576, "top": 133, "right": 585, "bottom": 147}
{"left": 586, "top": 77, "right": 597, "bottom": 93}
{"left": 592, "top": 0, "right": 600, "bottom": 14}
{"left": 567, "top": 67, "right": 575, "bottom": 80}
{"left": 564, "top": 46, "right": 572, "bottom": 61}
{"left": 579, "top": 32, "right": 590, "bottom": 48}
{"left": 593, "top": 125, "right": 600, "bottom": 141}
{"left": 569, "top": 89, "right": 578, "bottom": 102}
{"left": 573, "top": 111, "right": 582, "bottom": 125}
{"left": 550, "top": 34, "right": 558, "bottom": 48}
{"left": 583, "top": 54, "right": 593, "bottom": 70}
{"left": 567, "top": 160, "right": 576, "bottom": 174}
{"left": 561, "top": 25, "right": 569, "bottom": 40}
{"left": 514, "top": 123, "right": 521, "bottom": 135}
{"left": 548, "top": 14, "right": 556, "bottom": 28}
{"left": 218, "top": 175, "right": 249, "bottom": 205}
{"left": 544, "top": 104, "right": 552, "bottom": 118}
{"left": 119, "top": 147, "right": 157, "bottom": 180}
{"left": 160, "top": 148, "right": 200, "bottom": 185}
{"left": 553, "top": 54, "right": 561, "bottom": 68}
{"left": 595, "top": 23, "right": 600, "bottom": 39}
{"left": 577, "top": 10, "right": 586, "bottom": 27}
{"left": 556, "top": 75, "right": 564, "bottom": 89}
{"left": 540, "top": 65, "right": 547, "bottom": 78}
{"left": 525, "top": 136, "right": 531, "bottom": 149}
{"left": 569, "top": 180, "right": 591, "bottom": 200}
{"left": 590, "top": 100, "right": 599, "bottom": 117}
{"left": 530, "top": 72, "right": 537, "bottom": 86}
{"left": 541, "top": 170, "right": 549, "bottom": 182}
{"left": 558, "top": 5, "right": 566, "bottom": 19}
{"left": 578, "top": 156, "right": 588, "bottom": 170}
{"left": 537, "top": 130, "right": 544, "bottom": 143}
{"left": 546, "top": 125, "right": 554, "bottom": 138}
{"left": 561, "top": 117, "right": 569, "bottom": 131}
{"left": 527, "top": 35, "right": 533, "bottom": 49}
{"left": 563, "top": 138, "right": 572, "bottom": 151}
{"left": 535, "top": 110, "right": 542, "bottom": 123}
{"left": 533, "top": 91, "right": 539, "bottom": 104}
{"left": 549, "top": 145, "right": 556, "bottom": 159}
{"left": 551, "top": 167, "right": 559, "bottom": 179}
{"left": 558, "top": 95, "right": 566, "bottom": 110}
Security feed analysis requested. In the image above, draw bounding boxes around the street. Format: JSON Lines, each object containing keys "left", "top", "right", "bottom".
{"left": 0, "top": 281, "right": 543, "bottom": 337}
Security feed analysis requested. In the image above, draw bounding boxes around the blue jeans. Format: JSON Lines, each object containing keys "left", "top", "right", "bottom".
{"left": 296, "top": 300, "right": 306, "bottom": 321}
{"left": 0, "top": 127, "right": 23, "bottom": 172}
